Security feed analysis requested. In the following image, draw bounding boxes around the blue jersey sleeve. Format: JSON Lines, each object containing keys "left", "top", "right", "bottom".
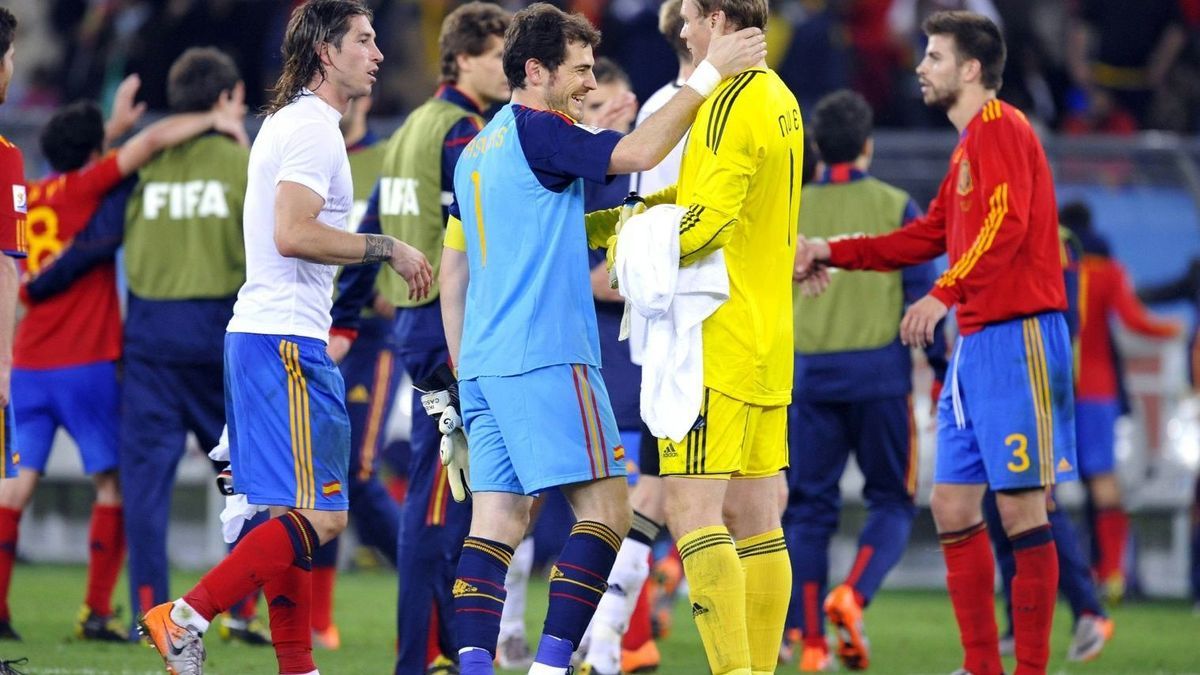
{"left": 24, "top": 176, "right": 132, "bottom": 301}
{"left": 513, "top": 107, "right": 622, "bottom": 192}
{"left": 331, "top": 182, "right": 383, "bottom": 330}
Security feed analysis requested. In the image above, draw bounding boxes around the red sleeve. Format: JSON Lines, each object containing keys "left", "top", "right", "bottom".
{"left": 1108, "top": 260, "right": 1181, "bottom": 337}
{"left": 827, "top": 186, "right": 947, "bottom": 271}
{"left": 70, "top": 151, "right": 123, "bottom": 202}
{"left": 0, "top": 138, "right": 26, "bottom": 258}
{"left": 929, "top": 114, "right": 1034, "bottom": 308}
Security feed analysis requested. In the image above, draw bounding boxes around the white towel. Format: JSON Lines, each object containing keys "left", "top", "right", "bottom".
{"left": 208, "top": 424, "right": 267, "bottom": 543}
{"left": 615, "top": 204, "right": 729, "bottom": 442}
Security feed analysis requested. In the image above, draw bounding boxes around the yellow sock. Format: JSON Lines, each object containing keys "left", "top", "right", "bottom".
{"left": 677, "top": 525, "right": 751, "bottom": 675}
{"left": 737, "top": 528, "right": 792, "bottom": 675}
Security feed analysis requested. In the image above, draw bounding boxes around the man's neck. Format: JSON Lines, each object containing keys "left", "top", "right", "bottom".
{"left": 948, "top": 87, "right": 995, "bottom": 132}
{"left": 677, "top": 59, "right": 695, "bottom": 83}
{"left": 510, "top": 88, "right": 550, "bottom": 113}
{"left": 309, "top": 79, "right": 349, "bottom": 115}
{"left": 450, "top": 82, "right": 488, "bottom": 113}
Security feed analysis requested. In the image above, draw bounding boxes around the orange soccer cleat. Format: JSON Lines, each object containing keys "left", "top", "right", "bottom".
{"left": 824, "top": 584, "right": 870, "bottom": 670}
{"left": 137, "top": 602, "right": 206, "bottom": 675}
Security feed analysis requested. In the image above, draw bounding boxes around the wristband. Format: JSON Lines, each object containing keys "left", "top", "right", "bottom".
{"left": 684, "top": 60, "right": 722, "bottom": 98}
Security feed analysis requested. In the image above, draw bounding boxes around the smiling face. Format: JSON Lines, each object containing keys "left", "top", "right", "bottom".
{"left": 916, "top": 33, "right": 965, "bottom": 111}
{"left": 679, "top": 0, "right": 713, "bottom": 65}
{"left": 325, "top": 14, "right": 383, "bottom": 102}
{"left": 543, "top": 40, "right": 596, "bottom": 120}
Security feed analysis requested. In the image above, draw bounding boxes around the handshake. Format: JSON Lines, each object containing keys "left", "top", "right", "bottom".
{"left": 415, "top": 364, "right": 471, "bottom": 503}
{"left": 794, "top": 235, "right": 833, "bottom": 297}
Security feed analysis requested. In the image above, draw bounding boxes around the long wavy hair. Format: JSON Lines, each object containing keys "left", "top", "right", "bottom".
{"left": 265, "top": 0, "right": 372, "bottom": 115}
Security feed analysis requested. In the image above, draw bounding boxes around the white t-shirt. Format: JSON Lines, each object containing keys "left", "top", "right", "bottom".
{"left": 629, "top": 78, "right": 687, "bottom": 364}
{"left": 632, "top": 79, "right": 686, "bottom": 196}
{"left": 228, "top": 91, "right": 354, "bottom": 342}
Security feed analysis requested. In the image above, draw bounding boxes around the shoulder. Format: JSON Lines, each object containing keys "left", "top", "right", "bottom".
{"left": 513, "top": 105, "right": 575, "bottom": 134}
{"left": 977, "top": 101, "right": 1038, "bottom": 144}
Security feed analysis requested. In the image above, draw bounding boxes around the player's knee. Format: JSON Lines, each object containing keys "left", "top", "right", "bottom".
{"left": 92, "top": 470, "right": 122, "bottom": 505}
{"left": 994, "top": 487, "right": 1048, "bottom": 536}
{"left": 306, "top": 510, "right": 349, "bottom": 545}
{"left": 930, "top": 487, "right": 981, "bottom": 532}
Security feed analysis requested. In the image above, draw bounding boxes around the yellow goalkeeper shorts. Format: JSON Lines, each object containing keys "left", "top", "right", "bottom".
{"left": 657, "top": 387, "right": 788, "bottom": 478}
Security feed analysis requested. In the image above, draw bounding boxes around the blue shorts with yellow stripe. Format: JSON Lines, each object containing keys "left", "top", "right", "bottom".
{"left": 0, "top": 402, "right": 14, "bottom": 479}
{"left": 936, "top": 312, "right": 1078, "bottom": 490}
{"left": 460, "top": 363, "right": 626, "bottom": 495}
{"left": 225, "top": 333, "right": 351, "bottom": 510}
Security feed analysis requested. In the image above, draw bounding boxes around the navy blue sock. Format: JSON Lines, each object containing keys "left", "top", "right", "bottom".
{"left": 1049, "top": 501, "right": 1105, "bottom": 618}
{"left": 541, "top": 520, "right": 621, "bottom": 650}
{"left": 312, "top": 535, "right": 338, "bottom": 569}
{"left": 453, "top": 537, "right": 512, "bottom": 657}
{"left": 848, "top": 500, "right": 915, "bottom": 605}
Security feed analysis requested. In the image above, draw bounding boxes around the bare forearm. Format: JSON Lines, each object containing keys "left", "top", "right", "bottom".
{"left": 609, "top": 88, "right": 705, "bottom": 174}
{"left": 276, "top": 217, "right": 395, "bottom": 265}
{"left": 117, "top": 111, "right": 216, "bottom": 175}
{"left": 439, "top": 248, "right": 468, "bottom": 367}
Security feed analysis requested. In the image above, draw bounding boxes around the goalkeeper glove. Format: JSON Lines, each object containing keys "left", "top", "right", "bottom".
{"left": 415, "top": 363, "right": 471, "bottom": 502}
{"left": 607, "top": 191, "right": 646, "bottom": 288}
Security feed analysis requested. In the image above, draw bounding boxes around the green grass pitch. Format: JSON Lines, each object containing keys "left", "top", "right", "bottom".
{"left": 0, "top": 563, "right": 1197, "bottom": 673}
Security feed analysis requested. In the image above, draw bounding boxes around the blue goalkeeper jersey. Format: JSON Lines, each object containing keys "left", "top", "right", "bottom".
{"left": 452, "top": 103, "right": 621, "bottom": 380}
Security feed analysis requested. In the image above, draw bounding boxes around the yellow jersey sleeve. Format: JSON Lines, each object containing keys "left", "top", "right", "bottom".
{"left": 444, "top": 215, "right": 466, "bottom": 252}
{"left": 584, "top": 184, "right": 677, "bottom": 249}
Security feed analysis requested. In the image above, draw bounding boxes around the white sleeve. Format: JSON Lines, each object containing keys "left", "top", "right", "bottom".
{"left": 276, "top": 121, "right": 341, "bottom": 201}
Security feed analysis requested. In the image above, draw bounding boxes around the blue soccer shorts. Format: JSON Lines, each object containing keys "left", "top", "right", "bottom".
{"left": 12, "top": 361, "right": 119, "bottom": 474}
{"left": 225, "top": 332, "right": 351, "bottom": 510}
{"left": 936, "top": 312, "right": 1078, "bottom": 490}
{"left": 1075, "top": 397, "right": 1119, "bottom": 479}
{"left": 460, "top": 363, "right": 627, "bottom": 495}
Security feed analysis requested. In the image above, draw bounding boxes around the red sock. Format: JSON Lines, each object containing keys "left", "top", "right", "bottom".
{"left": 85, "top": 504, "right": 124, "bottom": 616}
{"left": 940, "top": 522, "right": 1002, "bottom": 675}
{"left": 1011, "top": 525, "right": 1058, "bottom": 675}
{"left": 182, "top": 512, "right": 318, "bottom": 621}
{"left": 0, "top": 508, "right": 19, "bottom": 621}
{"left": 310, "top": 564, "right": 335, "bottom": 632}
{"left": 266, "top": 561, "right": 315, "bottom": 674}
{"left": 622, "top": 567, "right": 653, "bottom": 650}
{"left": 1093, "top": 508, "right": 1128, "bottom": 580}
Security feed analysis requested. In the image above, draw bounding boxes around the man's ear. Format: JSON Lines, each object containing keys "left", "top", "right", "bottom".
{"left": 962, "top": 58, "right": 983, "bottom": 85}
{"left": 524, "top": 58, "right": 545, "bottom": 86}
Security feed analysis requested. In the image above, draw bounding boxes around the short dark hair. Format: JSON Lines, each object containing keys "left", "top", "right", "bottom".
{"left": 267, "top": 0, "right": 372, "bottom": 114}
{"left": 593, "top": 56, "right": 629, "bottom": 88}
{"left": 440, "top": 2, "right": 510, "bottom": 84}
{"left": 658, "top": 0, "right": 689, "bottom": 63}
{"left": 691, "top": 0, "right": 767, "bottom": 32}
{"left": 922, "top": 11, "right": 1006, "bottom": 91}
{"left": 812, "top": 89, "right": 873, "bottom": 165}
{"left": 503, "top": 3, "right": 600, "bottom": 90}
{"left": 1059, "top": 201, "right": 1092, "bottom": 234}
{"left": 0, "top": 8, "right": 15, "bottom": 58}
{"left": 40, "top": 100, "right": 105, "bottom": 173}
{"left": 168, "top": 47, "right": 241, "bottom": 113}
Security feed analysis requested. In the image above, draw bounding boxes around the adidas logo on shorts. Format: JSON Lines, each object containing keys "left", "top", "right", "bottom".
{"left": 662, "top": 445, "right": 678, "bottom": 458}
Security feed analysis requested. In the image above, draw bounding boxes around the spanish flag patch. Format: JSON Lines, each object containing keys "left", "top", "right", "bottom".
{"left": 322, "top": 481, "right": 342, "bottom": 496}
{"left": 613, "top": 445, "right": 625, "bottom": 462}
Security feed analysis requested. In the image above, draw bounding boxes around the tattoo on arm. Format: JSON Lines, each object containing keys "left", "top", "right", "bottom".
{"left": 363, "top": 234, "right": 393, "bottom": 263}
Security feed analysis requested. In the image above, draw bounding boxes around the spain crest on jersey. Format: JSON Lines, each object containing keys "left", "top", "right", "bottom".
{"left": 956, "top": 158, "right": 973, "bottom": 196}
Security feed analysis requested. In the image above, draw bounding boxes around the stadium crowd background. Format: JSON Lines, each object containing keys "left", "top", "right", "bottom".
{"left": 0, "top": 0, "right": 1198, "bottom": 134}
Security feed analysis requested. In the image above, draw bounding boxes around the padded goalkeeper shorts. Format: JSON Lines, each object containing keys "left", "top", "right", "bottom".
{"left": 460, "top": 363, "right": 627, "bottom": 495}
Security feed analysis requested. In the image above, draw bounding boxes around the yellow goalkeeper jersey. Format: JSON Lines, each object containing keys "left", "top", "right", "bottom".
{"left": 677, "top": 67, "right": 804, "bottom": 406}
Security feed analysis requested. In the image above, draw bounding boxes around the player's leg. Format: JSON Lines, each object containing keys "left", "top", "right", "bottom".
{"left": 493, "top": 364, "right": 628, "bottom": 675}
{"left": 726, "top": 403, "right": 790, "bottom": 675}
{"left": 1076, "top": 397, "right": 1126, "bottom": 601}
{"left": 931, "top": 348, "right": 1002, "bottom": 675}
{"left": 0, "top": 367, "right": 57, "bottom": 638}
{"left": 973, "top": 313, "right": 1078, "bottom": 675}
{"left": 661, "top": 388, "right": 748, "bottom": 675}
{"left": 451, "top": 376, "right": 531, "bottom": 675}
{"left": 141, "top": 334, "right": 351, "bottom": 675}
{"left": 119, "top": 356, "right": 189, "bottom": 620}
{"left": 828, "top": 396, "right": 919, "bottom": 671}
{"left": 583, "top": 430, "right": 663, "bottom": 675}
{"left": 782, "top": 399, "right": 850, "bottom": 671}
{"left": 56, "top": 361, "right": 126, "bottom": 641}
{"left": 497, "top": 500, "right": 538, "bottom": 670}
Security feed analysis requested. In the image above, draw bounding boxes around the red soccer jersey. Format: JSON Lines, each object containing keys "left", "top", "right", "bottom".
{"left": 0, "top": 135, "right": 27, "bottom": 258}
{"left": 1077, "top": 254, "right": 1180, "bottom": 399}
{"left": 829, "top": 100, "right": 1067, "bottom": 335}
{"left": 15, "top": 152, "right": 123, "bottom": 369}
